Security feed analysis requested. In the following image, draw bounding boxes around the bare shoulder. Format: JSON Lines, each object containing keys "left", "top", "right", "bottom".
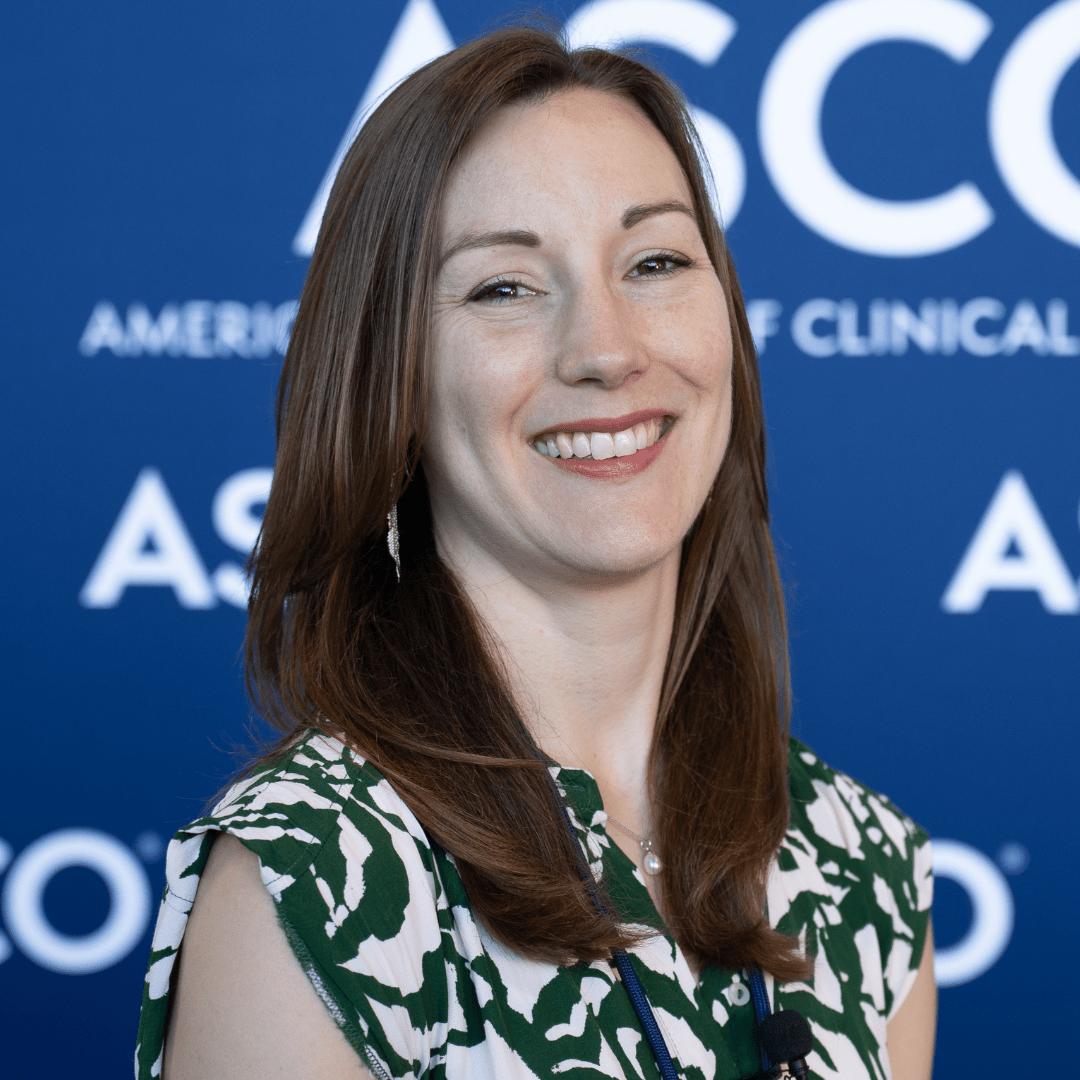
{"left": 886, "top": 921, "right": 937, "bottom": 1080}
{"left": 164, "top": 832, "right": 374, "bottom": 1080}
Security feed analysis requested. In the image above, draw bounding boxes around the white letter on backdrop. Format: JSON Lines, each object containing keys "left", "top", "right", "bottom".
{"left": 124, "top": 304, "right": 183, "bottom": 357}
{"left": 932, "top": 840, "right": 1014, "bottom": 987}
{"left": 78, "top": 302, "right": 126, "bottom": 357}
{"left": 790, "top": 298, "right": 839, "bottom": 356}
{"left": 746, "top": 299, "right": 783, "bottom": 353}
{"left": 564, "top": 0, "right": 744, "bottom": 225}
{"left": 759, "top": 0, "right": 994, "bottom": 256}
{"left": 958, "top": 297, "right": 1005, "bottom": 356}
{"left": 292, "top": 0, "right": 455, "bottom": 258}
{"left": 210, "top": 468, "right": 273, "bottom": 610}
{"left": 941, "top": 471, "right": 1080, "bottom": 614}
{"left": 1047, "top": 300, "right": 1080, "bottom": 356}
{"left": 80, "top": 468, "right": 216, "bottom": 610}
{"left": 2, "top": 830, "right": 151, "bottom": 975}
{"left": 212, "top": 468, "right": 273, "bottom": 552}
{"left": 989, "top": 0, "right": 1080, "bottom": 248}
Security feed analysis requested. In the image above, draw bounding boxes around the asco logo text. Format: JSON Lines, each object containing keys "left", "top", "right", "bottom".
{"left": 306, "top": 0, "right": 1080, "bottom": 261}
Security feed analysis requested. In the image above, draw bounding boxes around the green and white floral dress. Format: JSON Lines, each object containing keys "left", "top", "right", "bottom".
{"left": 135, "top": 731, "right": 932, "bottom": 1080}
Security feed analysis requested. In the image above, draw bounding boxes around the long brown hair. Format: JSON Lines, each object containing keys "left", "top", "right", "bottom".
{"left": 247, "top": 25, "right": 809, "bottom": 981}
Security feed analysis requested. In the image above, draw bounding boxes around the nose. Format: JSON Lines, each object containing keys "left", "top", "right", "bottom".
{"left": 554, "top": 281, "right": 644, "bottom": 389}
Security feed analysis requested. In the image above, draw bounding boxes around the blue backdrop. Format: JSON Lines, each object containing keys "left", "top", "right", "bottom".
{"left": 3, "top": 0, "right": 1077, "bottom": 1075}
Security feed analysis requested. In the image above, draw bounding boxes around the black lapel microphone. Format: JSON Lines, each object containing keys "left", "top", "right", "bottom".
{"left": 753, "top": 1009, "right": 814, "bottom": 1080}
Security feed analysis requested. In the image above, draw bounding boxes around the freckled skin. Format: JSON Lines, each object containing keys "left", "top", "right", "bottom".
{"left": 425, "top": 88, "right": 733, "bottom": 586}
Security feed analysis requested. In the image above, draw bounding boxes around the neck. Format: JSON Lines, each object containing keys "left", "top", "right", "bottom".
{"left": 439, "top": 540, "right": 680, "bottom": 833}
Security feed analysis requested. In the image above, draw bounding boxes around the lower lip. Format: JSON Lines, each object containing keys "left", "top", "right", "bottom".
{"left": 547, "top": 433, "right": 667, "bottom": 478}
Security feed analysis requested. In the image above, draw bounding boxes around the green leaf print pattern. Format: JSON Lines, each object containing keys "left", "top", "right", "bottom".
{"left": 135, "top": 733, "right": 931, "bottom": 1080}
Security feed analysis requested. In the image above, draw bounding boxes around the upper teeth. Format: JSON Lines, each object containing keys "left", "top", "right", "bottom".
{"left": 533, "top": 418, "right": 664, "bottom": 460}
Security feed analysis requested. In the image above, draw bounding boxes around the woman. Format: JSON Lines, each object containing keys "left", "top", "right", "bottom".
{"left": 137, "top": 26, "right": 935, "bottom": 1080}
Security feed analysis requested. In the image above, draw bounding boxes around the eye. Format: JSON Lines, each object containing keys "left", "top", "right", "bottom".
{"left": 629, "top": 252, "right": 692, "bottom": 278}
{"left": 468, "top": 277, "right": 537, "bottom": 303}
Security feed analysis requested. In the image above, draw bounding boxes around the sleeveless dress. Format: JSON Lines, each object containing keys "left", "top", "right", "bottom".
{"left": 135, "top": 731, "right": 932, "bottom": 1080}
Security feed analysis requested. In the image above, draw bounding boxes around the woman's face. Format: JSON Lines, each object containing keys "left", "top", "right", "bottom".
{"left": 424, "top": 87, "right": 733, "bottom": 584}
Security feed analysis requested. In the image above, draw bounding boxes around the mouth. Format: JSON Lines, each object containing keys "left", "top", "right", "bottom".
{"left": 530, "top": 410, "right": 673, "bottom": 476}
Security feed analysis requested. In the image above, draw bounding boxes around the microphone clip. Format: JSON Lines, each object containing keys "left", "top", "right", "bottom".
{"left": 746, "top": 1063, "right": 809, "bottom": 1080}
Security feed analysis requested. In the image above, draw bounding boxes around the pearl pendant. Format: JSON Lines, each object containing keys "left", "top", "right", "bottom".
{"left": 641, "top": 843, "right": 663, "bottom": 876}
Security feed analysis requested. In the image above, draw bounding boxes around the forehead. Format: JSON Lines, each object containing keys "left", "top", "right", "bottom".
{"left": 439, "top": 88, "right": 694, "bottom": 238}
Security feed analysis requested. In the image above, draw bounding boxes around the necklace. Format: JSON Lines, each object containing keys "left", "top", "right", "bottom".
{"left": 605, "top": 815, "right": 663, "bottom": 876}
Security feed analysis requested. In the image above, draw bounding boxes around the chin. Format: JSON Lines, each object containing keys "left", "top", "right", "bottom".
{"left": 547, "top": 530, "right": 683, "bottom": 580}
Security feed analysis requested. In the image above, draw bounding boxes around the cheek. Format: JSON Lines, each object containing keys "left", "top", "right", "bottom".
{"left": 669, "top": 312, "right": 734, "bottom": 420}
{"left": 649, "top": 283, "right": 732, "bottom": 380}
{"left": 670, "top": 299, "right": 734, "bottom": 471}
{"left": 426, "top": 320, "right": 536, "bottom": 464}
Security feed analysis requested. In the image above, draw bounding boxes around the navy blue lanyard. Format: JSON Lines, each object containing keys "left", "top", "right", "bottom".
{"left": 747, "top": 969, "right": 772, "bottom": 1073}
{"left": 609, "top": 947, "right": 681, "bottom": 1080}
{"left": 563, "top": 808, "right": 774, "bottom": 1080}
{"left": 614, "top": 949, "right": 773, "bottom": 1080}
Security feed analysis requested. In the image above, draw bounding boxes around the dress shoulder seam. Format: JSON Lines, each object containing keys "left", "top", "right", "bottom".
{"left": 204, "top": 735, "right": 385, "bottom": 888}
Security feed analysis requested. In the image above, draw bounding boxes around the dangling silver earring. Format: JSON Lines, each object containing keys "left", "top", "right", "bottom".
{"left": 387, "top": 504, "right": 401, "bottom": 581}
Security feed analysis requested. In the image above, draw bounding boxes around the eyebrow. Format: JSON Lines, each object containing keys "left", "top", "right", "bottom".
{"left": 440, "top": 229, "right": 541, "bottom": 266}
{"left": 621, "top": 200, "right": 697, "bottom": 229}
{"left": 440, "top": 201, "right": 697, "bottom": 266}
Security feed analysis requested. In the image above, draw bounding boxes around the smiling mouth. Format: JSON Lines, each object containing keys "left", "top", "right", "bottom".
{"left": 532, "top": 416, "right": 672, "bottom": 461}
